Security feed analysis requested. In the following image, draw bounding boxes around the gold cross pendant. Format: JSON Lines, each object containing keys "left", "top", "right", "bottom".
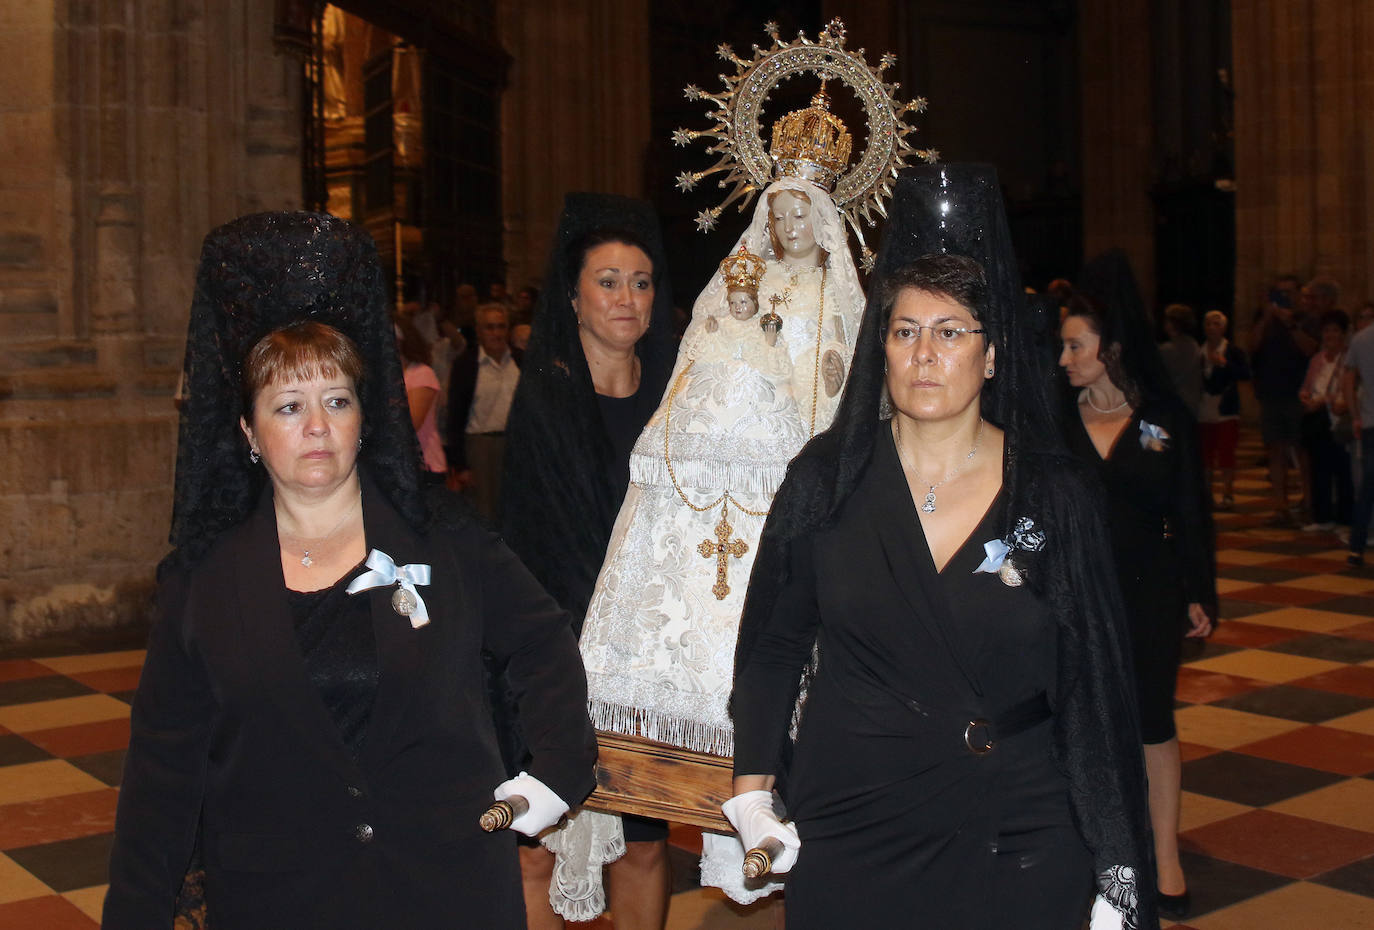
{"left": 697, "top": 504, "right": 749, "bottom": 600}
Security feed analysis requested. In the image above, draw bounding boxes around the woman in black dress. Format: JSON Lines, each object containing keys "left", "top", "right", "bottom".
{"left": 104, "top": 212, "right": 596, "bottom": 929}
{"left": 1060, "top": 252, "right": 1216, "bottom": 918}
{"left": 501, "top": 193, "right": 677, "bottom": 929}
{"left": 728, "top": 166, "right": 1157, "bottom": 930}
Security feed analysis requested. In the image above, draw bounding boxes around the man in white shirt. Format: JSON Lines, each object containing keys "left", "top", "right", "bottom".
{"left": 446, "top": 302, "right": 521, "bottom": 520}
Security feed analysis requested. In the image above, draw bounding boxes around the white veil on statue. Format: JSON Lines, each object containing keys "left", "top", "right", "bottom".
{"left": 554, "top": 186, "right": 866, "bottom": 916}
{"left": 542, "top": 18, "right": 937, "bottom": 918}
{"left": 585, "top": 174, "right": 862, "bottom": 752}
{"left": 676, "top": 174, "right": 866, "bottom": 371}
{"left": 627, "top": 176, "right": 865, "bottom": 515}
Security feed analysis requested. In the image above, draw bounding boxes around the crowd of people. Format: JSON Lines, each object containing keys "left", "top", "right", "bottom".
{"left": 387, "top": 276, "right": 541, "bottom": 521}
{"left": 1087, "top": 270, "right": 1374, "bottom": 570}
{"left": 112, "top": 167, "right": 1374, "bottom": 930}
{"left": 139, "top": 140, "right": 1374, "bottom": 930}
{"left": 107, "top": 171, "right": 1213, "bottom": 930}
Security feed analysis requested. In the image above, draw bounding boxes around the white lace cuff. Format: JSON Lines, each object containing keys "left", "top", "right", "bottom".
{"left": 699, "top": 830, "right": 786, "bottom": 904}
{"left": 1095, "top": 865, "right": 1139, "bottom": 930}
{"left": 539, "top": 809, "right": 625, "bottom": 922}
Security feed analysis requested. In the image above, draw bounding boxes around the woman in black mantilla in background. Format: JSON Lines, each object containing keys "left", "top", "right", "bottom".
{"left": 104, "top": 212, "right": 596, "bottom": 929}
{"left": 500, "top": 193, "right": 677, "bottom": 929}
{"left": 727, "top": 165, "right": 1158, "bottom": 930}
{"left": 1060, "top": 251, "right": 1216, "bottom": 919}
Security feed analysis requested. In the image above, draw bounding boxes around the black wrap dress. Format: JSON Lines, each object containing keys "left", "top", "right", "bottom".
{"left": 733, "top": 433, "right": 1094, "bottom": 929}
{"left": 1063, "top": 397, "right": 1214, "bottom": 744}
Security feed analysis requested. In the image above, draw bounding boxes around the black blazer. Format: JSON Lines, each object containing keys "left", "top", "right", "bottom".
{"left": 103, "top": 478, "right": 596, "bottom": 930}
{"left": 446, "top": 345, "right": 523, "bottom": 469}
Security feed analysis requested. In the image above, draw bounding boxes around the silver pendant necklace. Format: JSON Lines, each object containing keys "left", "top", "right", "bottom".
{"left": 282, "top": 495, "right": 361, "bottom": 568}
{"left": 893, "top": 418, "right": 983, "bottom": 514}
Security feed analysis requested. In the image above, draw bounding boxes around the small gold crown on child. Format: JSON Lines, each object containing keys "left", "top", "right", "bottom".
{"left": 719, "top": 243, "right": 766, "bottom": 292}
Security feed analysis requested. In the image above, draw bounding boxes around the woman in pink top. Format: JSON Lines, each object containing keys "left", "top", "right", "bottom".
{"left": 1298, "top": 309, "right": 1353, "bottom": 530}
{"left": 396, "top": 314, "right": 448, "bottom": 478}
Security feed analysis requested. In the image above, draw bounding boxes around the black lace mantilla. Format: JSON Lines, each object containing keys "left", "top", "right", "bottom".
{"left": 731, "top": 165, "right": 1161, "bottom": 929}
{"left": 1073, "top": 248, "right": 1175, "bottom": 412}
{"left": 500, "top": 193, "right": 676, "bottom": 622}
{"left": 166, "top": 212, "right": 427, "bottom": 574}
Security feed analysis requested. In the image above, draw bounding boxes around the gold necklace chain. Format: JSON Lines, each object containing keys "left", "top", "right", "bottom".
{"left": 663, "top": 359, "right": 752, "bottom": 513}
{"left": 662, "top": 263, "right": 828, "bottom": 518}
{"left": 807, "top": 264, "right": 827, "bottom": 436}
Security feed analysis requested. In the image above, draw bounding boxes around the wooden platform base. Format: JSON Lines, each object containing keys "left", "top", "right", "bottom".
{"left": 582, "top": 730, "right": 733, "bottom": 832}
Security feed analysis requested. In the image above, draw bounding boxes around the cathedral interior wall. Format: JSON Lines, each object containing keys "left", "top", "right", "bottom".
{"left": 3, "top": 0, "right": 1374, "bottom": 640}
{"left": 0, "top": 0, "right": 303, "bottom": 641}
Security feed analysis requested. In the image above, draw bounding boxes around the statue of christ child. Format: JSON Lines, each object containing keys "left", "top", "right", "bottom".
{"left": 688, "top": 244, "right": 795, "bottom": 389}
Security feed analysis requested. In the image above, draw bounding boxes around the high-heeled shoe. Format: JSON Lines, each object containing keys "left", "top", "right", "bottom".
{"left": 1157, "top": 889, "right": 1191, "bottom": 919}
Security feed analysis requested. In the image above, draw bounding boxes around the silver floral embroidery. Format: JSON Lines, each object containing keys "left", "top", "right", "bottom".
{"left": 1011, "top": 516, "right": 1046, "bottom": 552}
{"left": 582, "top": 260, "right": 858, "bottom": 755}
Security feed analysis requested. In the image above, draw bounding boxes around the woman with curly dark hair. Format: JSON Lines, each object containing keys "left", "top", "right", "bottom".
{"left": 499, "top": 193, "right": 678, "bottom": 929}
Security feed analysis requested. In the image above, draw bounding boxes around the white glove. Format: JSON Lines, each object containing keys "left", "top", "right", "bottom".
{"left": 1088, "top": 894, "right": 1125, "bottom": 930}
{"left": 721, "top": 789, "right": 801, "bottom": 874}
{"left": 493, "top": 771, "right": 569, "bottom": 837}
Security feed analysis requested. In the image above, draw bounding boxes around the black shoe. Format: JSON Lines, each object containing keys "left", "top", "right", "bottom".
{"left": 1157, "top": 889, "right": 1191, "bottom": 919}
{"left": 1349, "top": 552, "right": 1365, "bottom": 569}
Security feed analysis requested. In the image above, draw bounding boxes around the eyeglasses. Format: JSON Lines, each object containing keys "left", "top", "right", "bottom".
{"left": 887, "top": 323, "right": 988, "bottom": 350}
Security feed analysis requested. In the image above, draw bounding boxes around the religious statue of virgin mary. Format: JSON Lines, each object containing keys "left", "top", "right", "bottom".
{"left": 580, "top": 95, "right": 867, "bottom": 761}
{"left": 542, "top": 20, "right": 937, "bottom": 916}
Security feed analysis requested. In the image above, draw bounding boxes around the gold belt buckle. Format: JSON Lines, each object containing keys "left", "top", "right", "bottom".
{"left": 964, "top": 718, "right": 994, "bottom": 754}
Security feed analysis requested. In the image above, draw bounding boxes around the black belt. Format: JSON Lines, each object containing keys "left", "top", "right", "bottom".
{"left": 962, "top": 691, "right": 1052, "bottom": 755}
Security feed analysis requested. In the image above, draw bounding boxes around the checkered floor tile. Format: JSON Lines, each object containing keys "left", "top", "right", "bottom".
{"left": 0, "top": 430, "right": 1371, "bottom": 928}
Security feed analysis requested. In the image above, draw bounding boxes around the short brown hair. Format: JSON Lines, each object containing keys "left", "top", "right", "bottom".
{"left": 1164, "top": 303, "right": 1195, "bottom": 332}
{"left": 241, "top": 321, "right": 365, "bottom": 414}
{"left": 875, "top": 254, "right": 990, "bottom": 338}
{"left": 393, "top": 313, "right": 432, "bottom": 368}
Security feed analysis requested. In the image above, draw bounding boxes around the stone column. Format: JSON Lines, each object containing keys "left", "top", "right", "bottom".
{"left": 135, "top": 0, "right": 301, "bottom": 342}
{"left": 93, "top": 2, "right": 139, "bottom": 344}
{"left": 499, "top": 0, "right": 651, "bottom": 290}
{"left": 1232, "top": 0, "right": 1374, "bottom": 315}
{"left": 0, "top": 1, "right": 302, "bottom": 642}
{"left": 0, "top": 0, "right": 62, "bottom": 345}
{"left": 1079, "top": 0, "right": 1156, "bottom": 308}
{"left": 241, "top": 0, "right": 305, "bottom": 214}
{"left": 87, "top": 1, "right": 149, "bottom": 408}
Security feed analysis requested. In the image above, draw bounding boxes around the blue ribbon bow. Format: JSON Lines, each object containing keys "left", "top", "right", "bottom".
{"left": 347, "top": 548, "right": 432, "bottom": 628}
{"left": 974, "top": 538, "right": 1012, "bottom": 574}
{"left": 1139, "top": 420, "right": 1169, "bottom": 450}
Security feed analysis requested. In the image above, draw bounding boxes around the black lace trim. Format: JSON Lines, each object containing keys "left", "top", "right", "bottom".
{"left": 165, "top": 212, "right": 428, "bottom": 576}
{"left": 500, "top": 193, "right": 675, "bottom": 622}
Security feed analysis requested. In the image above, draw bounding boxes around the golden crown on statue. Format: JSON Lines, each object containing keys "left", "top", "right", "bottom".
{"left": 672, "top": 18, "right": 938, "bottom": 268}
{"left": 770, "top": 83, "right": 853, "bottom": 191}
{"left": 719, "top": 243, "right": 767, "bottom": 292}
